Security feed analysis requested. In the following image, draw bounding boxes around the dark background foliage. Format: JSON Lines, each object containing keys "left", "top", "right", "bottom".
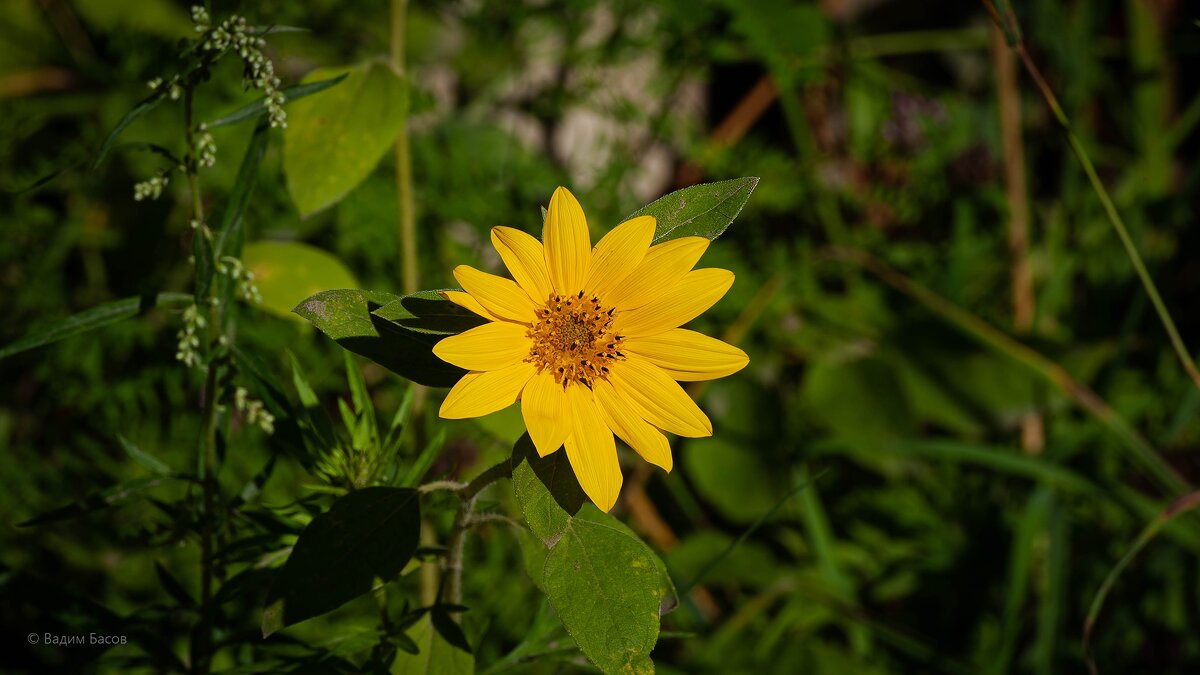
{"left": 2, "top": 0, "right": 1200, "bottom": 672}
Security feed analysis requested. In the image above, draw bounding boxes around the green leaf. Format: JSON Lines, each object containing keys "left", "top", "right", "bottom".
{"left": 262, "top": 487, "right": 421, "bottom": 636}
{"left": 540, "top": 506, "right": 663, "bottom": 675}
{"left": 243, "top": 241, "right": 359, "bottom": 320}
{"left": 625, "top": 177, "right": 759, "bottom": 244}
{"left": 511, "top": 434, "right": 586, "bottom": 546}
{"left": 293, "top": 289, "right": 466, "bottom": 387}
{"left": 431, "top": 606, "right": 473, "bottom": 654}
{"left": 391, "top": 615, "right": 475, "bottom": 675}
{"left": 284, "top": 61, "right": 407, "bottom": 216}
{"left": 205, "top": 75, "right": 348, "bottom": 129}
{"left": 118, "top": 435, "right": 172, "bottom": 476}
{"left": 372, "top": 290, "right": 488, "bottom": 335}
{"left": 213, "top": 122, "right": 269, "bottom": 260}
{"left": 0, "top": 293, "right": 192, "bottom": 361}
{"left": 92, "top": 92, "right": 165, "bottom": 169}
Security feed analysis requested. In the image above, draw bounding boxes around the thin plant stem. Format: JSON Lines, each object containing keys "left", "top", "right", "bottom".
{"left": 390, "top": 0, "right": 418, "bottom": 295}
{"left": 441, "top": 460, "right": 512, "bottom": 607}
{"left": 980, "top": 0, "right": 1200, "bottom": 391}
{"left": 1083, "top": 490, "right": 1200, "bottom": 675}
{"left": 185, "top": 83, "right": 218, "bottom": 675}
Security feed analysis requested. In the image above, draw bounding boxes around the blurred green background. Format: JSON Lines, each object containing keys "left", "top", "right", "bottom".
{"left": 3, "top": 0, "right": 1200, "bottom": 672}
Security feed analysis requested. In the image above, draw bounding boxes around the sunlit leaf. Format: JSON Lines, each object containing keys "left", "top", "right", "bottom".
{"left": 540, "top": 507, "right": 664, "bottom": 675}
{"left": 511, "top": 434, "right": 585, "bottom": 546}
{"left": 243, "top": 241, "right": 359, "bottom": 320}
{"left": 284, "top": 61, "right": 407, "bottom": 216}
{"left": 624, "top": 177, "right": 759, "bottom": 243}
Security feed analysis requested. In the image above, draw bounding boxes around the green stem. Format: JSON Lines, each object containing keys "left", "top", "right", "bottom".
{"left": 186, "top": 84, "right": 219, "bottom": 675}
{"left": 980, "top": 0, "right": 1200, "bottom": 390}
{"left": 390, "top": 0, "right": 418, "bottom": 295}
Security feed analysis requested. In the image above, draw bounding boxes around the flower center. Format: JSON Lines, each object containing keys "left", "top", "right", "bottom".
{"left": 527, "top": 291, "right": 625, "bottom": 388}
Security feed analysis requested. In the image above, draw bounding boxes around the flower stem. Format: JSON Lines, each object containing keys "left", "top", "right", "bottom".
{"left": 980, "top": 0, "right": 1200, "bottom": 391}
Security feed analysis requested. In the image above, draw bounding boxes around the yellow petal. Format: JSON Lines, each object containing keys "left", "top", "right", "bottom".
{"left": 433, "top": 321, "right": 531, "bottom": 371}
{"left": 593, "top": 379, "right": 672, "bottom": 472}
{"left": 563, "top": 384, "right": 622, "bottom": 512}
{"left": 623, "top": 329, "right": 749, "bottom": 381}
{"left": 543, "top": 187, "right": 592, "bottom": 294}
{"left": 491, "top": 226, "right": 554, "bottom": 304}
{"left": 617, "top": 268, "right": 734, "bottom": 337}
{"left": 439, "top": 361, "right": 535, "bottom": 419}
{"left": 453, "top": 265, "right": 537, "bottom": 323}
{"left": 606, "top": 236, "right": 709, "bottom": 310}
{"left": 608, "top": 354, "right": 712, "bottom": 437}
{"left": 440, "top": 290, "right": 501, "bottom": 321}
{"left": 584, "top": 216, "right": 655, "bottom": 299}
{"left": 521, "top": 369, "right": 570, "bottom": 457}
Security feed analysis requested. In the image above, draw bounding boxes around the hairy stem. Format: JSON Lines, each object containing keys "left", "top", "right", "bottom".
{"left": 441, "top": 460, "right": 512, "bottom": 607}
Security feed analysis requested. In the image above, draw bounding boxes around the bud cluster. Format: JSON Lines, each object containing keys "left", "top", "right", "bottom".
{"left": 216, "top": 256, "right": 263, "bottom": 305}
{"left": 196, "top": 9, "right": 287, "bottom": 128}
{"left": 175, "top": 303, "right": 206, "bottom": 368}
{"left": 133, "top": 173, "right": 170, "bottom": 201}
{"left": 234, "top": 387, "right": 275, "bottom": 434}
{"left": 195, "top": 124, "right": 216, "bottom": 168}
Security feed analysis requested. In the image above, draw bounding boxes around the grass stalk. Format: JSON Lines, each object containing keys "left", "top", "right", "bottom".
{"left": 980, "top": 0, "right": 1200, "bottom": 390}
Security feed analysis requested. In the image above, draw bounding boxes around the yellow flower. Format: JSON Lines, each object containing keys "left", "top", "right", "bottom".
{"left": 433, "top": 187, "right": 748, "bottom": 512}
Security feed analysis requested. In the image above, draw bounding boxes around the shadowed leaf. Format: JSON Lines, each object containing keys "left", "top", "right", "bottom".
{"left": 262, "top": 487, "right": 420, "bottom": 636}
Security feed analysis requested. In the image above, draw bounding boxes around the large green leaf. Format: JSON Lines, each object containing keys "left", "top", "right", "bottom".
{"left": 243, "top": 241, "right": 359, "bottom": 320}
{"left": 391, "top": 615, "right": 474, "bottom": 675}
{"left": 0, "top": 293, "right": 192, "bottom": 360}
{"left": 262, "top": 487, "right": 420, "bottom": 636}
{"left": 284, "top": 61, "right": 407, "bottom": 216}
{"left": 512, "top": 438, "right": 667, "bottom": 674}
{"left": 541, "top": 506, "right": 665, "bottom": 675}
{"left": 511, "top": 434, "right": 586, "bottom": 546}
{"left": 293, "top": 289, "right": 470, "bottom": 387}
{"left": 624, "top": 177, "right": 759, "bottom": 244}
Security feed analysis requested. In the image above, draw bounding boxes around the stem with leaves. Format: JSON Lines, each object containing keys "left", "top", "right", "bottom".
{"left": 184, "top": 82, "right": 220, "bottom": 675}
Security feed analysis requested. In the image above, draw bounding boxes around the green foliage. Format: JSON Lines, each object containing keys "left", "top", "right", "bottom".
{"left": 628, "top": 177, "right": 760, "bottom": 243}
{"left": 5, "top": 1, "right": 1200, "bottom": 674}
{"left": 284, "top": 61, "right": 407, "bottom": 216}
{"left": 243, "top": 240, "right": 359, "bottom": 319}
{"left": 0, "top": 293, "right": 191, "bottom": 360}
{"left": 262, "top": 487, "right": 421, "bottom": 636}
{"left": 292, "top": 289, "right": 467, "bottom": 386}
{"left": 512, "top": 438, "right": 670, "bottom": 675}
